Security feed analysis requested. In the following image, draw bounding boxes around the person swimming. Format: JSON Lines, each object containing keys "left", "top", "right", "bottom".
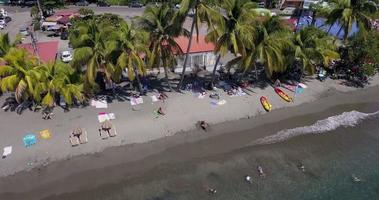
{"left": 245, "top": 175, "right": 253, "bottom": 184}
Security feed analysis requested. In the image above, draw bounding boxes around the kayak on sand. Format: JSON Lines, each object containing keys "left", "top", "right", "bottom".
{"left": 275, "top": 88, "right": 293, "bottom": 102}
{"left": 260, "top": 96, "right": 272, "bottom": 111}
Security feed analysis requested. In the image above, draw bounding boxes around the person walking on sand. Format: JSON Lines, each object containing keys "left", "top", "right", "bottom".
{"left": 199, "top": 121, "right": 209, "bottom": 131}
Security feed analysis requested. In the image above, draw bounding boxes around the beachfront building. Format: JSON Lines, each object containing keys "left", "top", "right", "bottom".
{"left": 18, "top": 41, "right": 59, "bottom": 63}
{"left": 174, "top": 35, "right": 216, "bottom": 73}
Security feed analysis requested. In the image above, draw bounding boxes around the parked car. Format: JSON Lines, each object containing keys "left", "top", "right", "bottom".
{"left": 0, "top": 16, "right": 12, "bottom": 23}
{"left": 281, "top": 7, "right": 296, "bottom": 16}
{"left": 22, "top": 0, "right": 36, "bottom": 7}
{"left": 19, "top": 28, "right": 29, "bottom": 36}
{"left": 60, "top": 31, "right": 68, "bottom": 40}
{"left": 61, "top": 51, "right": 73, "bottom": 63}
{"left": 75, "top": 0, "right": 89, "bottom": 6}
{"left": 0, "top": 19, "right": 6, "bottom": 25}
{"left": 0, "top": 24, "right": 4, "bottom": 30}
{"left": 128, "top": 2, "right": 143, "bottom": 8}
{"left": 97, "top": 1, "right": 110, "bottom": 7}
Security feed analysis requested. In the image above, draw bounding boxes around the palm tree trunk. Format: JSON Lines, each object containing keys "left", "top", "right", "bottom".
{"left": 336, "top": 25, "right": 343, "bottom": 38}
{"left": 311, "top": 11, "right": 316, "bottom": 26}
{"left": 211, "top": 54, "right": 221, "bottom": 87}
{"left": 163, "top": 60, "right": 173, "bottom": 91}
{"left": 133, "top": 65, "right": 143, "bottom": 94}
{"left": 177, "top": 7, "right": 197, "bottom": 91}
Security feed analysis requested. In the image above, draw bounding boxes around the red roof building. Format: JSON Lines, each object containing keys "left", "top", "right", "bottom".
{"left": 174, "top": 35, "right": 215, "bottom": 54}
{"left": 174, "top": 35, "right": 217, "bottom": 72}
{"left": 18, "top": 41, "right": 59, "bottom": 63}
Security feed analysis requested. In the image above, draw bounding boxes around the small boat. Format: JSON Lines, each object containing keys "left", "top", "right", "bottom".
{"left": 260, "top": 96, "right": 272, "bottom": 111}
{"left": 275, "top": 88, "right": 293, "bottom": 102}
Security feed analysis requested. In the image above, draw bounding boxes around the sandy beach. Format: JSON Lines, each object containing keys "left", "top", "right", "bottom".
{"left": 0, "top": 75, "right": 379, "bottom": 180}
{"left": 0, "top": 79, "right": 378, "bottom": 199}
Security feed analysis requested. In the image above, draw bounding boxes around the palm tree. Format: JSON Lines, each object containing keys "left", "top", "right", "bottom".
{"left": 34, "top": 61, "right": 83, "bottom": 107}
{"left": 205, "top": 0, "right": 258, "bottom": 85}
{"left": 115, "top": 21, "right": 150, "bottom": 93}
{"left": 0, "top": 33, "right": 21, "bottom": 57}
{"left": 227, "top": 16, "right": 292, "bottom": 79}
{"left": 69, "top": 19, "right": 118, "bottom": 91}
{"left": 327, "top": 0, "right": 377, "bottom": 41}
{"left": 175, "top": 0, "right": 221, "bottom": 90}
{"left": 137, "top": 5, "right": 189, "bottom": 91}
{"left": 0, "top": 48, "right": 40, "bottom": 102}
{"left": 292, "top": 27, "right": 340, "bottom": 75}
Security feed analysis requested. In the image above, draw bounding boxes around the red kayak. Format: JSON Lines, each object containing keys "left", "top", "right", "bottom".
{"left": 275, "top": 88, "right": 293, "bottom": 102}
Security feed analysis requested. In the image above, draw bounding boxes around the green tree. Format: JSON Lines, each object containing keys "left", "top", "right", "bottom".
{"left": 0, "top": 48, "right": 40, "bottom": 103}
{"left": 0, "top": 33, "right": 22, "bottom": 57}
{"left": 69, "top": 19, "right": 118, "bottom": 91}
{"left": 226, "top": 16, "right": 292, "bottom": 79}
{"left": 34, "top": 61, "right": 84, "bottom": 107}
{"left": 137, "top": 5, "right": 189, "bottom": 91}
{"left": 115, "top": 21, "right": 150, "bottom": 93}
{"left": 205, "top": 0, "right": 258, "bottom": 85}
{"left": 292, "top": 27, "right": 340, "bottom": 75}
{"left": 327, "top": 0, "right": 377, "bottom": 41}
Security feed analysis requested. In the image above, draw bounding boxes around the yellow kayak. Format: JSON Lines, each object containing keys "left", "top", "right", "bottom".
{"left": 260, "top": 96, "right": 272, "bottom": 111}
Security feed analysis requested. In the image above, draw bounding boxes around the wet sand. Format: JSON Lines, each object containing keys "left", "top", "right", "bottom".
{"left": 0, "top": 85, "right": 378, "bottom": 200}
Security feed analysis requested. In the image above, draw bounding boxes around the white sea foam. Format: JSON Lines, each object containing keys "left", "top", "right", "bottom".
{"left": 253, "top": 110, "right": 379, "bottom": 145}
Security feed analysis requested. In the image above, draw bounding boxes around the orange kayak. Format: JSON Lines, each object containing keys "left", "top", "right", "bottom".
{"left": 275, "top": 88, "right": 292, "bottom": 102}
{"left": 260, "top": 96, "right": 272, "bottom": 111}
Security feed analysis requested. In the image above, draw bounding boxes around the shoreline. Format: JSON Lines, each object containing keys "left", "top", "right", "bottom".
{"left": 0, "top": 82, "right": 379, "bottom": 199}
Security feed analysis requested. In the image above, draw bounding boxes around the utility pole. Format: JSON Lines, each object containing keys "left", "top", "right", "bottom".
{"left": 30, "top": 30, "right": 40, "bottom": 65}
{"left": 36, "top": 0, "right": 44, "bottom": 30}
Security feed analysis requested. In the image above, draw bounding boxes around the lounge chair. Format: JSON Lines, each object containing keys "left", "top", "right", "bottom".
{"left": 69, "top": 134, "right": 80, "bottom": 146}
{"left": 109, "top": 126, "right": 117, "bottom": 137}
{"left": 79, "top": 130, "right": 88, "bottom": 144}
{"left": 99, "top": 129, "right": 109, "bottom": 139}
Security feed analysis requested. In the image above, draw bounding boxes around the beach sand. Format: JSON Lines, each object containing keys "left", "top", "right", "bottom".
{"left": 0, "top": 76, "right": 378, "bottom": 178}
{"left": 0, "top": 76, "right": 378, "bottom": 199}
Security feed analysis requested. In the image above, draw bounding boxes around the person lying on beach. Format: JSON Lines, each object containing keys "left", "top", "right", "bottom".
{"left": 72, "top": 127, "right": 83, "bottom": 138}
{"left": 199, "top": 121, "right": 209, "bottom": 131}
{"left": 157, "top": 107, "right": 165, "bottom": 115}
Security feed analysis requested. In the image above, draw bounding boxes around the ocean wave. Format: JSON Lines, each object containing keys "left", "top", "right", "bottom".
{"left": 253, "top": 110, "right": 379, "bottom": 145}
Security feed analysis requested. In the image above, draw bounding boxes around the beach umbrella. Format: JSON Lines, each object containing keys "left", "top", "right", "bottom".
{"left": 101, "top": 120, "right": 112, "bottom": 130}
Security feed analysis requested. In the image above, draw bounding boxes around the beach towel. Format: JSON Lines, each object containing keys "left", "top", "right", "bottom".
{"left": 2, "top": 146, "right": 12, "bottom": 158}
{"left": 151, "top": 95, "right": 159, "bottom": 102}
{"left": 91, "top": 99, "right": 96, "bottom": 107}
{"left": 136, "top": 97, "right": 143, "bottom": 104}
{"left": 23, "top": 134, "right": 37, "bottom": 147}
{"left": 98, "top": 113, "right": 110, "bottom": 123}
{"left": 95, "top": 100, "right": 108, "bottom": 108}
{"left": 298, "top": 83, "right": 307, "bottom": 88}
{"left": 198, "top": 93, "right": 205, "bottom": 99}
{"left": 217, "top": 100, "right": 227, "bottom": 105}
{"left": 108, "top": 113, "right": 116, "bottom": 120}
{"left": 39, "top": 129, "right": 51, "bottom": 139}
